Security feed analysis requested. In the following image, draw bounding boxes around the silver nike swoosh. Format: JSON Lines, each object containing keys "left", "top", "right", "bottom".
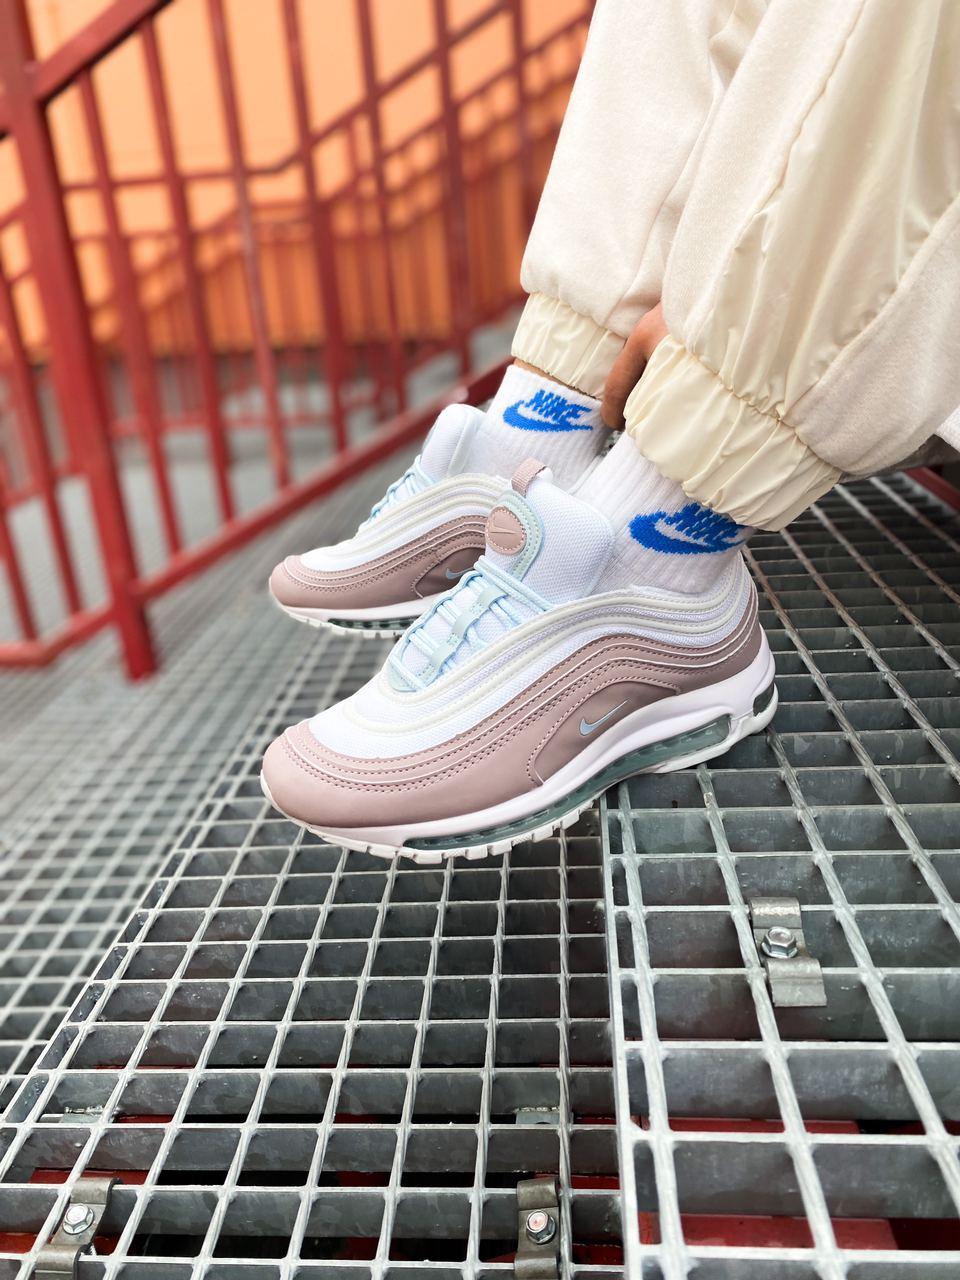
{"left": 445, "top": 568, "right": 467, "bottom": 580}
{"left": 579, "top": 700, "right": 628, "bottom": 736}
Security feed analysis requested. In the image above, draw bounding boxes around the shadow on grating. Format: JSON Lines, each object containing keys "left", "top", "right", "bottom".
{"left": 0, "top": 473, "right": 957, "bottom": 1276}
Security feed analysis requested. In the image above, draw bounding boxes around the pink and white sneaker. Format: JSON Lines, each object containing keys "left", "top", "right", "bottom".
{"left": 261, "top": 463, "right": 777, "bottom": 861}
{"left": 269, "top": 366, "right": 610, "bottom": 637}
{"left": 269, "top": 404, "right": 504, "bottom": 637}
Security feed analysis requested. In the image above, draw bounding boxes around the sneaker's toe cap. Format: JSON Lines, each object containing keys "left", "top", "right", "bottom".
{"left": 261, "top": 725, "right": 357, "bottom": 830}
{"left": 269, "top": 556, "right": 324, "bottom": 609}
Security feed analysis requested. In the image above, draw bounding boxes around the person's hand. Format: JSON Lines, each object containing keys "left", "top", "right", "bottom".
{"left": 601, "top": 303, "right": 668, "bottom": 428}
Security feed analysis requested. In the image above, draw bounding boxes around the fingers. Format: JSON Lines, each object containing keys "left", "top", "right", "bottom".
{"left": 601, "top": 330, "right": 649, "bottom": 429}
{"left": 601, "top": 303, "right": 668, "bottom": 429}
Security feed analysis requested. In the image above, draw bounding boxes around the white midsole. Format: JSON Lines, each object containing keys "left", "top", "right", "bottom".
{"left": 313, "top": 637, "right": 775, "bottom": 846}
{"left": 275, "top": 591, "right": 449, "bottom": 623}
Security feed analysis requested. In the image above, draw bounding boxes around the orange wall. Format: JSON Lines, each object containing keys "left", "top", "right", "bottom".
{"left": 0, "top": 0, "right": 588, "bottom": 354}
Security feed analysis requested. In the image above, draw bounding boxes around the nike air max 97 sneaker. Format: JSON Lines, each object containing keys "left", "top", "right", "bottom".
{"left": 269, "top": 404, "right": 502, "bottom": 636}
{"left": 262, "top": 461, "right": 777, "bottom": 861}
{"left": 268, "top": 367, "right": 610, "bottom": 637}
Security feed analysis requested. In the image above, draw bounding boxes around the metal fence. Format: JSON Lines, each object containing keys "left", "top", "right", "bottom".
{"left": 0, "top": 0, "right": 588, "bottom": 676}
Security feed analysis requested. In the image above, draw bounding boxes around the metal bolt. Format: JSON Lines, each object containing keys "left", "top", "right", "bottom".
{"left": 761, "top": 925, "right": 798, "bottom": 959}
{"left": 61, "top": 1204, "right": 95, "bottom": 1236}
{"left": 525, "top": 1209, "right": 557, "bottom": 1245}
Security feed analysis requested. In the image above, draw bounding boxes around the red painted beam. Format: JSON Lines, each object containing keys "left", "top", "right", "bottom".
{"left": 0, "top": 604, "right": 114, "bottom": 668}
{"left": 907, "top": 466, "right": 960, "bottom": 513}
{"left": 0, "top": 0, "right": 156, "bottom": 678}
{"left": 31, "top": 0, "right": 172, "bottom": 104}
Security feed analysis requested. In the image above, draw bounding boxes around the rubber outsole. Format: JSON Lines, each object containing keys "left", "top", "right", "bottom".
{"left": 260, "top": 681, "right": 779, "bottom": 865}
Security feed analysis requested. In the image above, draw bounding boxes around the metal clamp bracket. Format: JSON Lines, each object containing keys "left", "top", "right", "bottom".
{"left": 748, "top": 896, "right": 826, "bottom": 1008}
{"left": 515, "top": 1177, "right": 560, "bottom": 1279}
{"left": 33, "top": 1178, "right": 117, "bottom": 1280}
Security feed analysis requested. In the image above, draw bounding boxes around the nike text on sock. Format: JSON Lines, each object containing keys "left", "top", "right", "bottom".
{"left": 578, "top": 431, "right": 754, "bottom": 594}
{"left": 502, "top": 385, "right": 593, "bottom": 432}
{"left": 476, "top": 363, "right": 608, "bottom": 490}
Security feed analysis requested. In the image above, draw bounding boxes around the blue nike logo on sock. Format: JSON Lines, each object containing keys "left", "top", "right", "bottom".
{"left": 503, "top": 388, "right": 592, "bottom": 432}
{"left": 629, "top": 502, "right": 748, "bottom": 554}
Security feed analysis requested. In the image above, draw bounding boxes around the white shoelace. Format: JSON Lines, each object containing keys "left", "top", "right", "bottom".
{"left": 389, "top": 556, "right": 549, "bottom": 691}
{"left": 363, "top": 457, "right": 433, "bottom": 524}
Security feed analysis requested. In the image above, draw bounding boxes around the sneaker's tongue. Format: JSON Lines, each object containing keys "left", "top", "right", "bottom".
{"left": 484, "top": 465, "right": 613, "bottom": 602}
{"left": 419, "top": 403, "right": 485, "bottom": 480}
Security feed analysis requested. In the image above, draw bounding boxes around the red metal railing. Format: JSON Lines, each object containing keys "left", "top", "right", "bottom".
{"left": 0, "top": 0, "right": 589, "bottom": 676}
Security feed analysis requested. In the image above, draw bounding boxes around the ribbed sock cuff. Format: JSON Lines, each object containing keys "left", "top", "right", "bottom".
{"left": 579, "top": 432, "right": 754, "bottom": 595}
{"left": 577, "top": 429, "right": 686, "bottom": 524}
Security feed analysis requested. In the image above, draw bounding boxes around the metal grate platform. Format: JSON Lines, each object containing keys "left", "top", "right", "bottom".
{"left": 0, "top": 472, "right": 956, "bottom": 1277}
{"left": 0, "top": 459, "right": 404, "bottom": 1107}
{"left": 606, "top": 473, "right": 960, "bottom": 1278}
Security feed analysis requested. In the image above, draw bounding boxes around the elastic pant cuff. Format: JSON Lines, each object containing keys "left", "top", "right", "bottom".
{"left": 625, "top": 336, "right": 840, "bottom": 531}
{"left": 511, "top": 294, "right": 625, "bottom": 399}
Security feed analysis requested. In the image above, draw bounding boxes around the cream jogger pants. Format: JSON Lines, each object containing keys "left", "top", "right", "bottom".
{"left": 512, "top": 0, "right": 960, "bottom": 530}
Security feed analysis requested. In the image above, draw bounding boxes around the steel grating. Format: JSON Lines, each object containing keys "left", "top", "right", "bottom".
{"left": 0, "top": 458, "right": 407, "bottom": 1107}
{"left": 0, "top": 472, "right": 955, "bottom": 1277}
{"left": 0, "top": 626, "right": 618, "bottom": 1276}
{"left": 605, "top": 473, "right": 960, "bottom": 1278}
{"left": 0, "top": 321, "right": 513, "bottom": 1117}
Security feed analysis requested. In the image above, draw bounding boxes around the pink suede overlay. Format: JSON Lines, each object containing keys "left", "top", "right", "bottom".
{"left": 262, "top": 595, "right": 761, "bottom": 829}
{"left": 485, "top": 507, "right": 527, "bottom": 556}
{"left": 269, "top": 516, "right": 487, "bottom": 610}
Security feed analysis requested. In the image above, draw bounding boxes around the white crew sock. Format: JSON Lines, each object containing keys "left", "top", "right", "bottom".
{"left": 577, "top": 431, "right": 754, "bottom": 594}
{"left": 468, "top": 364, "right": 609, "bottom": 490}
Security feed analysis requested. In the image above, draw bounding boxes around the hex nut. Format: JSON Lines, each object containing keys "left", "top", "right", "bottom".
{"left": 525, "top": 1209, "right": 557, "bottom": 1245}
{"left": 62, "top": 1204, "right": 96, "bottom": 1235}
{"left": 761, "top": 925, "right": 798, "bottom": 960}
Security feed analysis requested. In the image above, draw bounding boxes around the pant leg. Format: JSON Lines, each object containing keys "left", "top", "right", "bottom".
{"left": 626, "top": 0, "right": 960, "bottom": 529}
{"left": 512, "top": 0, "right": 765, "bottom": 397}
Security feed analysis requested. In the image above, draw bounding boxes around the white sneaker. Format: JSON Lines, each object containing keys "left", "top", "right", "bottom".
{"left": 269, "top": 405, "right": 506, "bottom": 637}
{"left": 262, "top": 462, "right": 777, "bottom": 861}
{"left": 270, "top": 367, "right": 611, "bottom": 637}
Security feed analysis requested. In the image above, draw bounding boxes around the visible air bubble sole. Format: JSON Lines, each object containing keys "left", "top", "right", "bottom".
{"left": 261, "top": 680, "right": 778, "bottom": 865}
{"left": 309, "top": 613, "right": 415, "bottom": 637}
{"left": 273, "top": 595, "right": 414, "bottom": 639}
{"left": 407, "top": 709, "right": 735, "bottom": 852}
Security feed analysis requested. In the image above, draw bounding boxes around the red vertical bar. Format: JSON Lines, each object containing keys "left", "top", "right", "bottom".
{"left": 509, "top": 0, "right": 537, "bottom": 232}
{"left": 355, "top": 0, "right": 407, "bottom": 414}
{"left": 0, "top": 0, "right": 156, "bottom": 677}
{"left": 432, "top": 0, "right": 470, "bottom": 374}
{"left": 0, "top": 255, "right": 82, "bottom": 615}
{"left": 404, "top": 153, "right": 433, "bottom": 349}
{"left": 345, "top": 119, "right": 386, "bottom": 417}
{"left": 0, "top": 474, "right": 37, "bottom": 640}
{"left": 275, "top": 225, "right": 309, "bottom": 421}
{"left": 165, "top": 248, "right": 196, "bottom": 419}
{"left": 269, "top": 225, "right": 294, "bottom": 405}
{"left": 282, "top": 0, "right": 350, "bottom": 453}
{"left": 142, "top": 18, "right": 234, "bottom": 519}
{"left": 206, "top": 0, "right": 289, "bottom": 489}
{"left": 478, "top": 115, "right": 504, "bottom": 311}
{"left": 79, "top": 70, "right": 182, "bottom": 556}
